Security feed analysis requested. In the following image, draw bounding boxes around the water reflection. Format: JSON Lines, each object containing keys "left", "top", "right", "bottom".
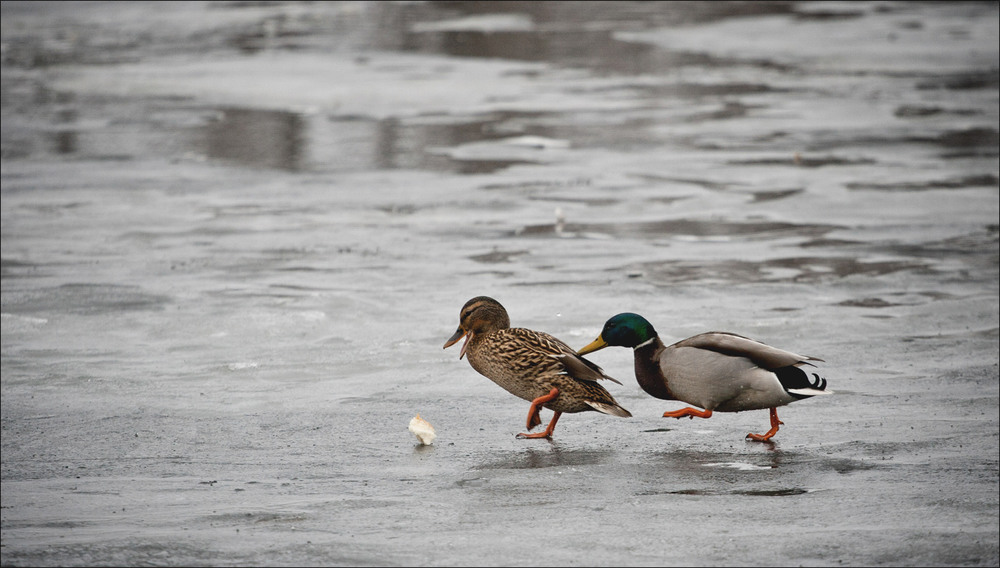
{"left": 8, "top": 95, "right": 574, "bottom": 174}
{"left": 660, "top": 487, "right": 809, "bottom": 496}
{"left": 403, "top": 27, "right": 658, "bottom": 76}
{"left": 388, "top": 1, "right": 799, "bottom": 75}
{"left": 0, "top": 2, "right": 868, "bottom": 174}
{"left": 370, "top": 112, "right": 553, "bottom": 173}
{"left": 4, "top": 0, "right": 997, "bottom": 180}
{"left": 649, "top": 446, "right": 787, "bottom": 472}
{"left": 52, "top": 130, "right": 76, "bottom": 155}
{"left": 475, "top": 446, "right": 614, "bottom": 470}
{"left": 205, "top": 107, "right": 303, "bottom": 171}
{"left": 631, "top": 256, "right": 932, "bottom": 286}
{"left": 52, "top": 107, "right": 77, "bottom": 154}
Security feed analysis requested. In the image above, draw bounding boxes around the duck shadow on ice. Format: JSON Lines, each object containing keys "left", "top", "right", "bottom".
{"left": 470, "top": 442, "right": 877, "bottom": 476}
{"left": 458, "top": 442, "right": 882, "bottom": 503}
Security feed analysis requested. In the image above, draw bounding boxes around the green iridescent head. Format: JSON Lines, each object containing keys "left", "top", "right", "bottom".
{"left": 578, "top": 312, "right": 658, "bottom": 354}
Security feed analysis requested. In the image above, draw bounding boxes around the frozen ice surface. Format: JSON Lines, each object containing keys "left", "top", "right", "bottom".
{"left": 2, "top": 1, "right": 997, "bottom": 566}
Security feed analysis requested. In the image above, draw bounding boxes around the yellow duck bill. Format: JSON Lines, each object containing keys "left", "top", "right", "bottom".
{"left": 577, "top": 336, "right": 608, "bottom": 356}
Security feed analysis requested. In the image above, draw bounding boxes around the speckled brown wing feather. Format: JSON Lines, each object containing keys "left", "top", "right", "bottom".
{"left": 508, "top": 328, "right": 622, "bottom": 385}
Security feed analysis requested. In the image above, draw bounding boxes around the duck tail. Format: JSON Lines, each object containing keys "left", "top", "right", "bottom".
{"left": 585, "top": 401, "right": 632, "bottom": 418}
{"left": 777, "top": 367, "right": 833, "bottom": 398}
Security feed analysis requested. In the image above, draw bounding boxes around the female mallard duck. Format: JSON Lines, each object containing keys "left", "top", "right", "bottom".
{"left": 444, "top": 296, "right": 631, "bottom": 439}
{"left": 578, "top": 313, "right": 831, "bottom": 442}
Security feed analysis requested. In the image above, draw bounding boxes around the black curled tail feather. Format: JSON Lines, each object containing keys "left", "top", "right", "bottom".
{"left": 808, "top": 372, "right": 827, "bottom": 391}
{"left": 775, "top": 365, "right": 828, "bottom": 399}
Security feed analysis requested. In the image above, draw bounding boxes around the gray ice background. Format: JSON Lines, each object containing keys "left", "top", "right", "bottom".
{"left": 2, "top": 1, "right": 998, "bottom": 566}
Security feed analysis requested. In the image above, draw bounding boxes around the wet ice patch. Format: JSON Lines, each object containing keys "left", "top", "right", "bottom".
{"left": 429, "top": 138, "right": 565, "bottom": 168}
{"left": 2, "top": 284, "right": 171, "bottom": 315}
{"left": 296, "top": 311, "right": 327, "bottom": 322}
{"left": 704, "top": 462, "right": 775, "bottom": 471}
{"left": 618, "top": 4, "right": 998, "bottom": 74}
{"left": 1, "top": 313, "right": 49, "bottom": 331}
{"left": 499, "top": 135, "right": 570, "bottom": 149}
{"left": 737, "top": 488, "right": 809, "bottom": 496}
{"left": 411, "top": 13, "right": 535, "bottom": 34}
{"left": 653, "top": 488, "right": 808, "bottom": 496}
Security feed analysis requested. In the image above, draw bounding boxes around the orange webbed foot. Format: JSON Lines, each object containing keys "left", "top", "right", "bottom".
{"left": 662, "top": 407, "right": 713, "bottom": 420}
{"left": 746, "top": 408, "right": 783, "bottom": 442}
{"left": 516, "top": 430, "right": 553, "bottom": 439}
{"left": 517, "top": 410, "right": 562, "bottom": 440}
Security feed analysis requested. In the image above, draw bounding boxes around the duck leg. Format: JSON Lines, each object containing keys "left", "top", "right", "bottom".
{"left": 662, "top": 407, "right": 713, "bottom": 420}
{"left": 518, "top": 411, "right": 562, "bottom": 439}
{"left": 746, "top": 407, "right": 784, "bottom": 442}
{"left": 517, "top": 388, "right": 561, "bottom": 439}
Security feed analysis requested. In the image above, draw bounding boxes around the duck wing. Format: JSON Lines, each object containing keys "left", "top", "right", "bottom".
{"left": 672, "top": 332, "right": 830, "bottom": 398}
{"left": 673, "top": 332, "right": 823, "bottom": 370}
{"left": 509, "top": 328, "right": 622, "bottom": 385}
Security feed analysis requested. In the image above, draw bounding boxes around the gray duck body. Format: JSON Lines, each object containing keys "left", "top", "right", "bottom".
{"left": 634, "top": 332, "right": 822, "bottom": 413}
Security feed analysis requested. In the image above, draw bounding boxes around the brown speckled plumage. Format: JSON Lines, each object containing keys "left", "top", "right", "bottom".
{"left": 444, "top": 296, "right": 631, "bottom": 438}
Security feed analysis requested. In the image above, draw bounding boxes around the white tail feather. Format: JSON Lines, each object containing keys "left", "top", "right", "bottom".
{"left": 787, "top": 388, "right": 833, "bottom": 396}
{"left": 585, "top": 401, "right": 632, "bottom": 418}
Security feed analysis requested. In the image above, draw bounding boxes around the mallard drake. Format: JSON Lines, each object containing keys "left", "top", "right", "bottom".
{"left": 444, "top": 296, "right": 631, "bottom": 439}
{"left": 578, "top": 313, "right": 831, "bottom": 442}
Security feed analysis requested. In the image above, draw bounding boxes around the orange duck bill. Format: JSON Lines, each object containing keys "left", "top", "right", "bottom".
{"left": 443, "top": 327, "right": 473, "bottom": 359}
